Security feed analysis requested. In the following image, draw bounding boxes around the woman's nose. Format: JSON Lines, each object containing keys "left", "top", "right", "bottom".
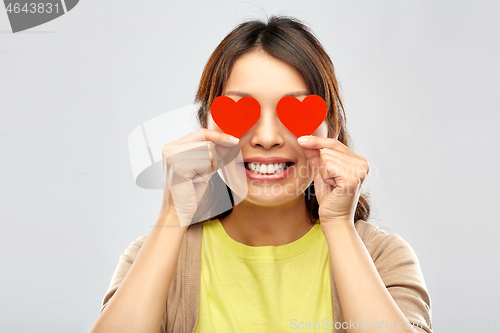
{"left": 248, "top": 107, "right": 285, "bottom": 149}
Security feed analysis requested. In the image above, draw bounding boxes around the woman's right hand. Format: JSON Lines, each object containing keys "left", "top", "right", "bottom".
{"left": 157, "top": 128, "right": 240, "bottom": 227}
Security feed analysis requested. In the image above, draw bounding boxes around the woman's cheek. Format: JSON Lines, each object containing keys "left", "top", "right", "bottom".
{"left": 311, "top": 121, "right": 328, "bottom": 137}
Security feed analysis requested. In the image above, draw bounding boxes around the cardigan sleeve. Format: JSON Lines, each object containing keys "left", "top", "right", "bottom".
{"left": 359, "top": 222, "right": 432, "bottom": 333}
{"left": 99, "top": 235, "right": 168, "bottom": 332}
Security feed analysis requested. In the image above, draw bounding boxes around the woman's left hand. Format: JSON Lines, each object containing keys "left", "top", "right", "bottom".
{"left": 297, "top": 135, "right": 370, "bottom": 225}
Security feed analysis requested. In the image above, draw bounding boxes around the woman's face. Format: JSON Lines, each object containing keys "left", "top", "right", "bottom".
{"left": 207, "top": 49, "right": 328, "bottom": 207}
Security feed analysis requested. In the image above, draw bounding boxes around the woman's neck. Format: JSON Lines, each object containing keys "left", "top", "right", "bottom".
{"left": 219, "top": 194, "right": 314, "bottom": 247}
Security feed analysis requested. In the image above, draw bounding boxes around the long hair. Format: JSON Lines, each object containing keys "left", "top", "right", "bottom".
{"left": 192, "top": 15, "right": 370, "bottom": 224}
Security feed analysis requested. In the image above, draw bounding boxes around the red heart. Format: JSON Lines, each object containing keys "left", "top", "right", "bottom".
{"left": 210, "top": 96, "right": 261, "bottom": 138}
{"left": 276, "top": 95, "right": 327, "bottom": 137}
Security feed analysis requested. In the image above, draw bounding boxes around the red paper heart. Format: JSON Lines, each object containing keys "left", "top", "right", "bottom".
{"left": 210, "top": 96, "right": 261, "bottom": 138}
{"left": 276, "top": 95, "right": 327, "bottom": 137}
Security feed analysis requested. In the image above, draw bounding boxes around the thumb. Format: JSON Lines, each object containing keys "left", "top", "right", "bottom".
{"left": 301, "top": 146, "right": 320, "bottom": 165}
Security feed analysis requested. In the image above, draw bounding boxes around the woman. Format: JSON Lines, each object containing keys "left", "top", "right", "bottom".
{"left": 90, "top": 16, "right": 432, "bottom": 333}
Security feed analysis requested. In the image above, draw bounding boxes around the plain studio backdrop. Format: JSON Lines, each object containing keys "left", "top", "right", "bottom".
{"left": 1, "top": 1, "right": 499, "bottom": 332}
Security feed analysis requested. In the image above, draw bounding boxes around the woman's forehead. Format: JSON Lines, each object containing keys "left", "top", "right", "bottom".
{"left": 224, "top": 50, "right": 308, "bottom": 97}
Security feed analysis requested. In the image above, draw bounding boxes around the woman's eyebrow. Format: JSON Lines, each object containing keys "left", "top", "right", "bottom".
{"left": 223, "top": 91, "right": 310, "bottom": 98}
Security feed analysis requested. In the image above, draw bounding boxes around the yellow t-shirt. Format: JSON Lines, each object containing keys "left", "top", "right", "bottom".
{"left": 194, "top": 219, "right": 334, "bottom": 332}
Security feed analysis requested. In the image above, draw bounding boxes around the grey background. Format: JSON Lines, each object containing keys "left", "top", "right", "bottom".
{"left": 1, "top": 1, "right": 499, "bottom": 332}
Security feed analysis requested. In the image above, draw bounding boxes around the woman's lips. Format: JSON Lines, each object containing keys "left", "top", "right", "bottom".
{"left": 244, "top": 164, "right": 294, "bottom": 181}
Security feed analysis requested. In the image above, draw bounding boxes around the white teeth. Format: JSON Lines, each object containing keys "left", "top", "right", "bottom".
{"left": 246, "top": 162, "right": 290, "bottom": 174}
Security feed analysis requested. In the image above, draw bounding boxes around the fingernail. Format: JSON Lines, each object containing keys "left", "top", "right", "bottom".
{"left": 228, "top": 135, "right": 240, "bottom": 143}
{"left": 298, "top": 136, "right": 309, "bottom": 143}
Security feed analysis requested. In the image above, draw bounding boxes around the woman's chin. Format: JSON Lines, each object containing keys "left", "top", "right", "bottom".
{"left": 240, "top": 189, "right": 300, "bottom": 207}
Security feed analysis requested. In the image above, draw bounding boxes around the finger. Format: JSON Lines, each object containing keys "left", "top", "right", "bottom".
{"left": 316, "top": 148, "right": 353, "bottom": 182}
{"left": 207, "top": 141, "right": 217, "bottom": 172}
{"left": 319, "top": 157, "right": 367, "bottom": 190}
{"left": 213, "top": 142, "right": 241, "bottom": 167}
{"left": 299, "top": 145, "right": 321, "bottom": 169}
{"left": 163, "top": 141, "right": 207, "bottom": 158}
{"left": 164, "top": 141, "right": 238, "bottom": 175}
{"left": 164, "top": 146, "right": 210, "bottom": 163}
{"left": 170, "top": 128, "right": 239, "bottom": 146}
{"left": 192, "top": 180, "right": 210, "bottom": 201}
{"left": 318, "top": 159, "right": 339, "bottom": 186}
{"left": 301, "top": 145, "right": 320, "bottom": 159}
{"left": 167, "top": 159, "right": 214, "bottom": 186}
{"left": 320, "top": 148, "right": 362, "bottom": 167}
{"left": 297, "top": 135, "right": 360, "bottom": 159}
{"left": 213, "top": 140, "right": 240, "bottom": 148}
{"left": 320, "top": 148, "right": 370, "bottom": 177}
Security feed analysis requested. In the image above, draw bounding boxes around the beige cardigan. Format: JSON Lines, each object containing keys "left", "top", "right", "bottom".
{"left": 101, "top": 220, "right": 432, "bottom": 333}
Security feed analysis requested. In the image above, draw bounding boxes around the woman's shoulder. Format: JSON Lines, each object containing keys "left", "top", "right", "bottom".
{"left": 122, "top": 223, "right": 204, "bottom": 256}
{"left": 126, "top": 235, "right": 148, "bottom": 249}
{"left": 354, "top": 219, "right": 390, "bottom": 239}
{"left": 354, "top": 220, "right": 420, "bottom": 266}
{"left": 115, "top": 235, "right": 148, "bottom": 264}
{"left": 133, "top": 235, "right": 148, "bottom": 244}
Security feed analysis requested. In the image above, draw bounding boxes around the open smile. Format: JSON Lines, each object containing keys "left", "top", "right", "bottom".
{"left": 243, "top": 162, "right": 295, "bottom": 181}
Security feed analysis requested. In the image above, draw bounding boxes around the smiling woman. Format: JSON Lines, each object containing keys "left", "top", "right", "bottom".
{"left": 195, "top": 17, "right": 370, "bottom": 226}
{"left": 90, "top": 15, "right": 432, "bottom": 333}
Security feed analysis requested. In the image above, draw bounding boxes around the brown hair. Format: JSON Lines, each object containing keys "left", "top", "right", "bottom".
{"left": 193, "top": 15, "right": 370, "bottom": 224}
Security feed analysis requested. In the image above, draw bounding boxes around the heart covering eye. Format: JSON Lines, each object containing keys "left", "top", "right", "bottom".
{"left": 210, "top": 96, "right": 261, "bottom": 138}
{"left": 210, "top": 95, "right": 327, "bottom": 138}
{"left": 276, "top": 95, "right": 327, "bottom": 137}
